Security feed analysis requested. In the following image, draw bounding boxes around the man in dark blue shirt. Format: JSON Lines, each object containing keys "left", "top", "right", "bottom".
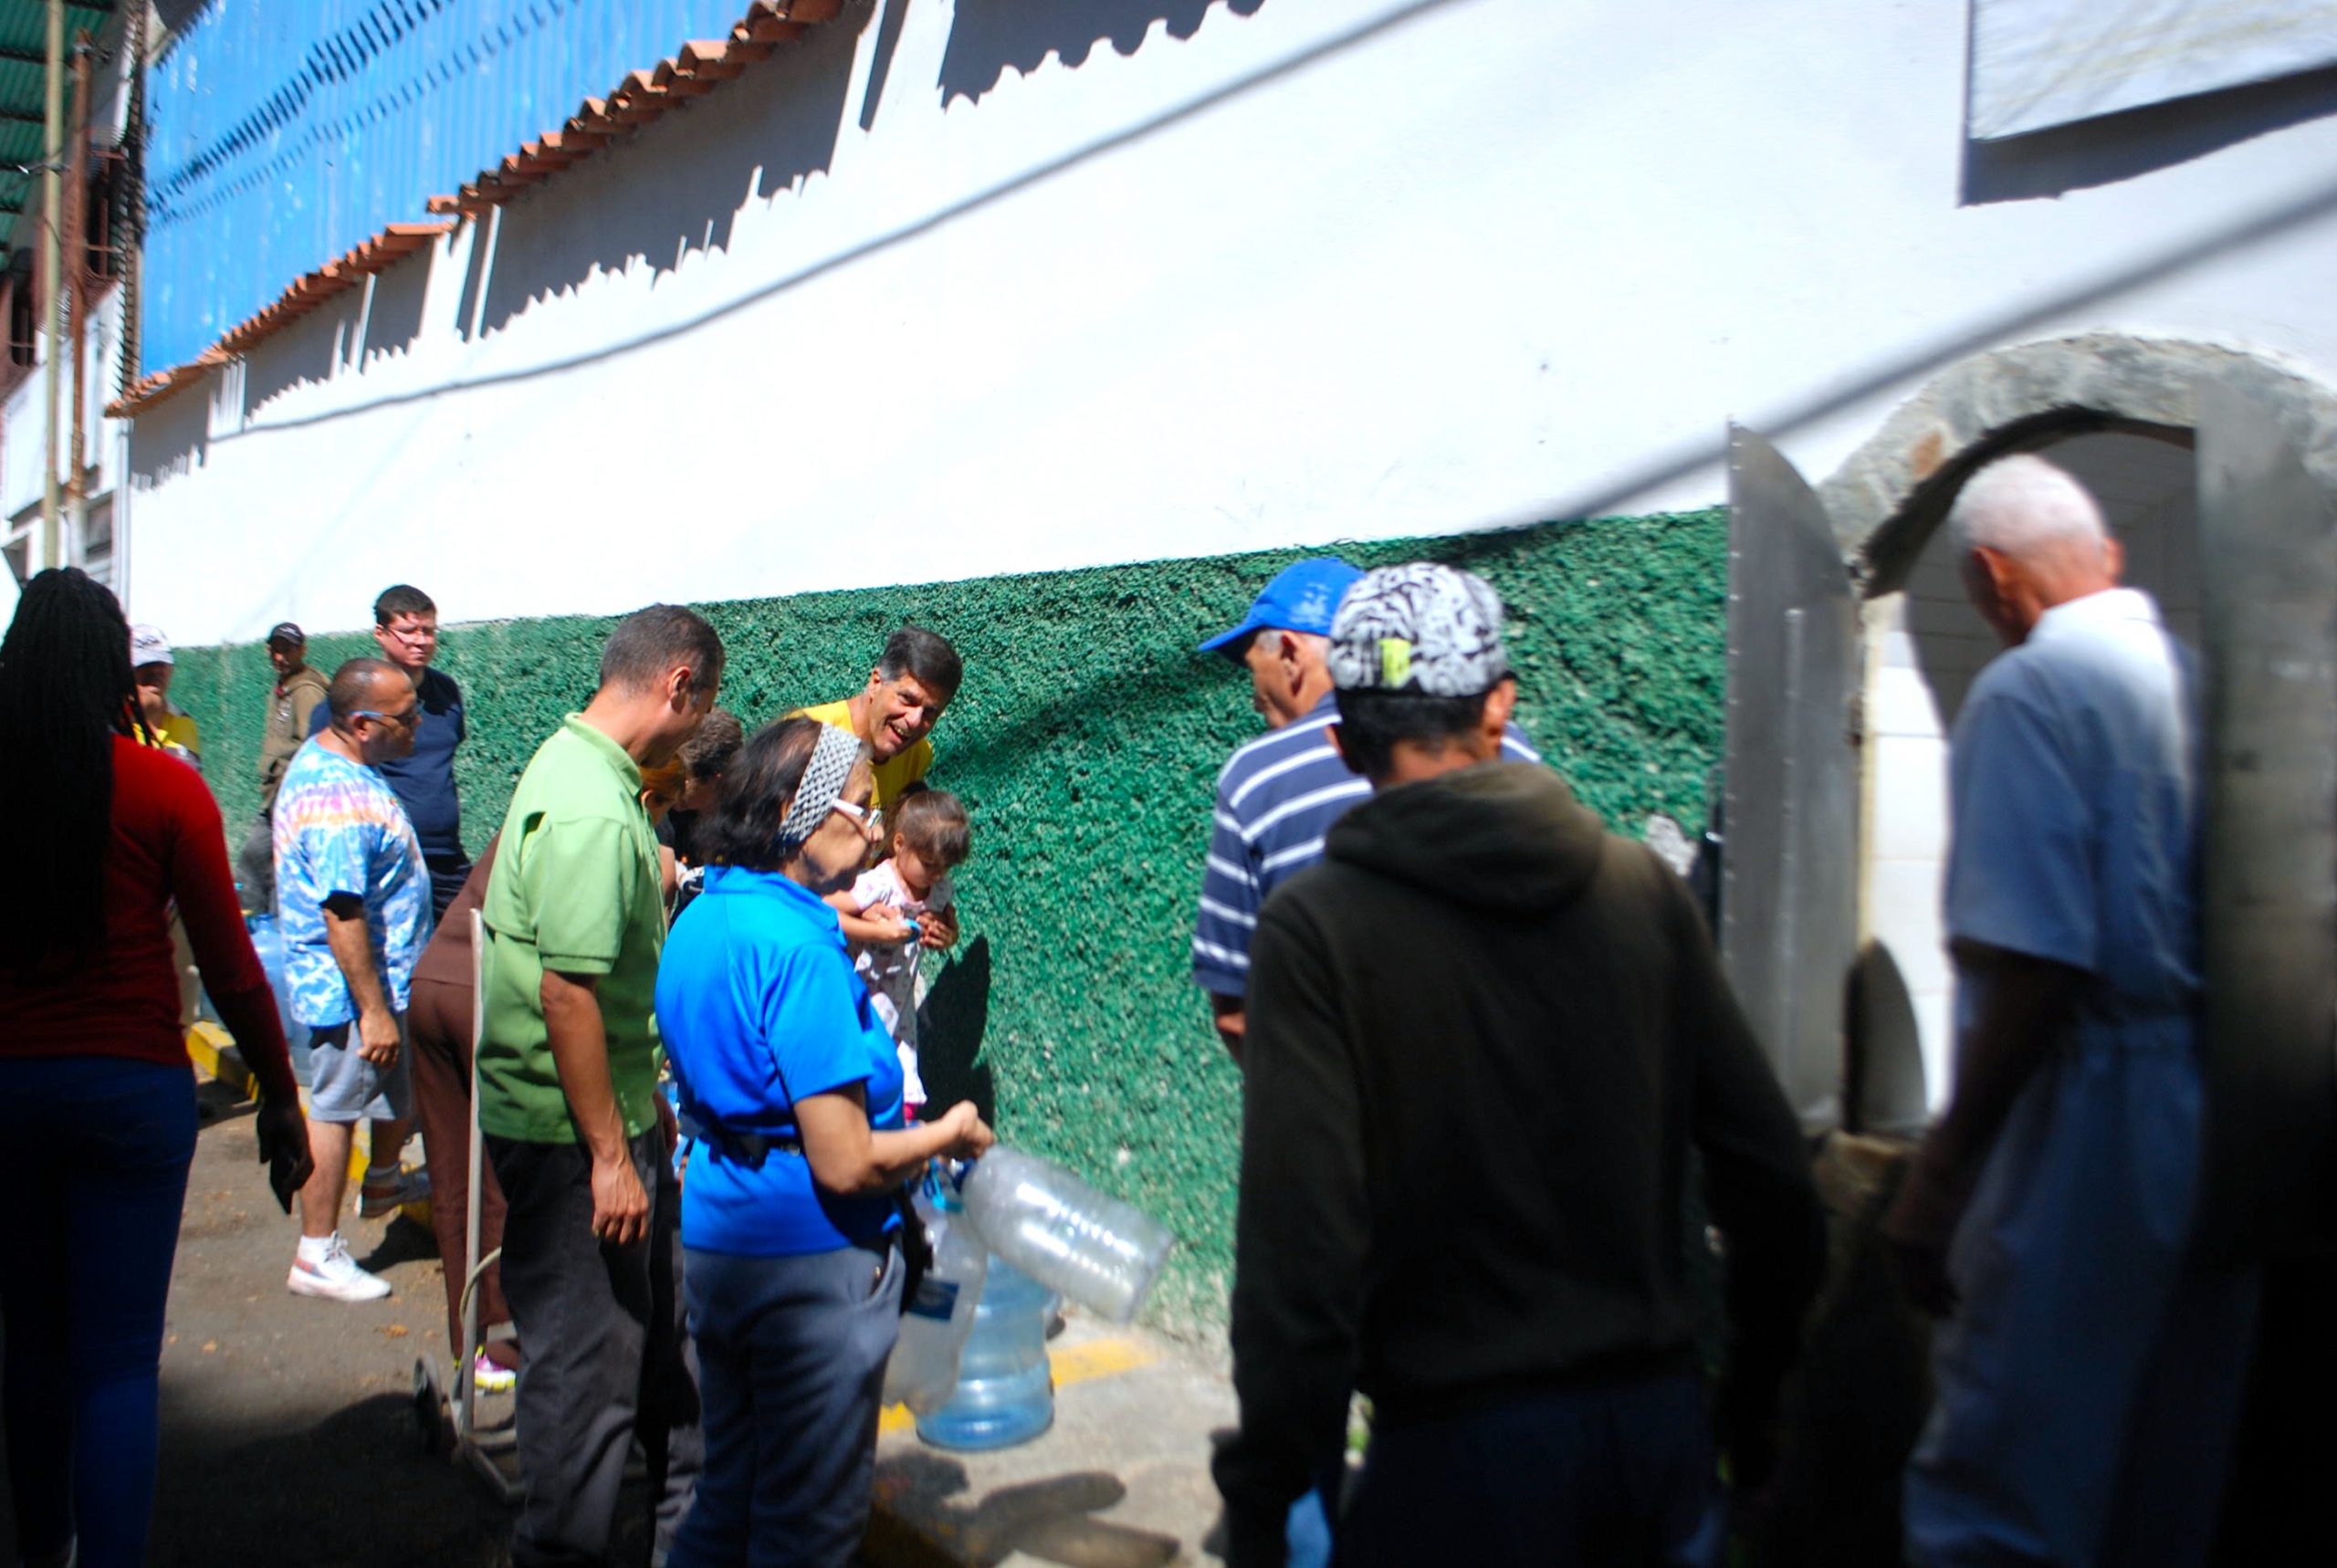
{"left": 311, "top": 584, "right": 470, "bottom": 921}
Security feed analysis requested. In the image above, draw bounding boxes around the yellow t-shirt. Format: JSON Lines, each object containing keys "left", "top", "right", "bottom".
{"left": 146, "top": 706, "right": 203, "bottom": 773}
{"left": 790, "top": 698, "right": 932, "bottom": 815}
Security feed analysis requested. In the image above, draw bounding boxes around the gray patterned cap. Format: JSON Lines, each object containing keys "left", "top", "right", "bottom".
{"left": 1326, "top": 563, "right": 1511, "bottom": 696}
{"left": 775, "top": 723, "right": 867, "bottom": 852}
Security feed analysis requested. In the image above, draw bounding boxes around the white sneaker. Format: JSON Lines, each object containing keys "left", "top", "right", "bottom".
{"left": 288, "top": 1234, "right": 392, "bottom": 1302}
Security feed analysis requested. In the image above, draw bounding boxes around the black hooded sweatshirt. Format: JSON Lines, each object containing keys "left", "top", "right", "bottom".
{"left": 1214, "top": 762, "right": 1826, "bottom": 1561}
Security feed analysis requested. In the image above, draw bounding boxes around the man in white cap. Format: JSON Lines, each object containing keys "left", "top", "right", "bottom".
{"left": 131, "top": 623, "right": 202, "bottom": 771}
{"left": 1214, "top": 562, "right": 1823, "bottom": 1567}
{"left": 133, "top": 622, "right": 208, "bottom": 1023}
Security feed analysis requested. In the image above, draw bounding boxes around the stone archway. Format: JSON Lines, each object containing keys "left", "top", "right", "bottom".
{"left": 1798, "top": 331, "right": 2337, "bottom": 1130}
{"left": 1815, "top": 332, "right": 2337, "bottom": 594}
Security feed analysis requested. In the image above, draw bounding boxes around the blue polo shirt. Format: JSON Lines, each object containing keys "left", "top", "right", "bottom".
{"left": 657, "top": 863, "right": 905, "bottom": 1256}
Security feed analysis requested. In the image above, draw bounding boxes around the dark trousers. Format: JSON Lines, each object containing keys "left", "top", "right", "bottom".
{"left": 1338, "top": 1375, "right": 1724, "bottom": 1568}
{"left": 424, "top": 853, "right": 473, "bottom": 925}
{"left": 236, "top": 813, "right": 274, "bottom": 912}
{"left": 407, "top": 977, "right": 512, "bottom": 1361}
{"left": 669, "top": 1241, "right": 904, "bottom": 1568}
{"left": 489, "top": 1129, "right": 703, "bottom": 1567}
{"left": 0, "top": 1058, "right": 198, "bottom": 1568}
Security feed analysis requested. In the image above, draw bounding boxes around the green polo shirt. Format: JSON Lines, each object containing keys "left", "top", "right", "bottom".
{"left": 477, "top": 716, "right": 666, "bottom": 1144}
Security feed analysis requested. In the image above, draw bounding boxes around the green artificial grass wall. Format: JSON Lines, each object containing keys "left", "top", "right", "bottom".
{"left": 172, "top": 508, "right": 1728, "bottom": 1333}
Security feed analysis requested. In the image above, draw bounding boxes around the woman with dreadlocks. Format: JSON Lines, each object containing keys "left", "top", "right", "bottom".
{"left": 0, "top": 568, "right": 312, "bottom": 1568}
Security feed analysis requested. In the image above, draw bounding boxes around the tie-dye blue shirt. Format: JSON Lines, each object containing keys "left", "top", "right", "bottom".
{"left": 273, "top": 737, "right": 430, "bottom": 1027}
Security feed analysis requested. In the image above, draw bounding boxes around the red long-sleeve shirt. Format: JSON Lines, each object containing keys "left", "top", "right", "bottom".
{"left": 0, "top": 735, "right": 299, "bottom": 1103}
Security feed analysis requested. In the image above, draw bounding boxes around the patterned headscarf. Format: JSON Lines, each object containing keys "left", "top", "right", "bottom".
{"left": 775, "top": 724, "right": 866, "bottom": 852}
{"left": 1326, "top": 562, "right": 1511, "bottom": 696}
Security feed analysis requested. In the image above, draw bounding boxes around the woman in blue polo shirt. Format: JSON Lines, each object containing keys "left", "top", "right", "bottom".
{"left": 657, "top": 717, "right": 993, "bottom": 1568}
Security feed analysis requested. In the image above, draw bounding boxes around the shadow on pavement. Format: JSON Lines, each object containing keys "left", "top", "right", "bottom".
{"left": 872, "top": 1448, "right": 1179, "bottom": 1567}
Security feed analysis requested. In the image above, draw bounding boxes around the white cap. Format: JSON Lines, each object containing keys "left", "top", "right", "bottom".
{"left": 130, "top": 624, "right": 173, "bottom": 667}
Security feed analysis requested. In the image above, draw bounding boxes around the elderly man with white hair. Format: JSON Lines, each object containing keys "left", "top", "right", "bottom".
{"left": 1882, "top": 454, "right": 2259, "bottom": 1567}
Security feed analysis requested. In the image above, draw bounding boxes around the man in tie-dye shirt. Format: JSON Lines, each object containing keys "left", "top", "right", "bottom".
{"left": 274, "top": 657, "right": 432, "bottom": 1302}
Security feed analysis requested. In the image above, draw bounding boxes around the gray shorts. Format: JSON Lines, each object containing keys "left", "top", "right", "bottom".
{"left": 308, "top": 1015, "right": 414, "bottom": 1124}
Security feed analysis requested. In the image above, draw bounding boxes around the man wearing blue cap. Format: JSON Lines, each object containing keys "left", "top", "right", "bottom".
{"left": 1191, "top": 559, "right": 1539, "bottom": 1062}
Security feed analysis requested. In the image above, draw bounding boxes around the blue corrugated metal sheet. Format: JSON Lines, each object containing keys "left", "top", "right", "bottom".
{"left": 144, "top": 0, "right": 760, "bottom": 371}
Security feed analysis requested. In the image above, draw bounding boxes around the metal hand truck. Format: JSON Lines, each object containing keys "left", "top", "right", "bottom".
{"left": 412, "top": 909, "right": 524, "bottom": 1500}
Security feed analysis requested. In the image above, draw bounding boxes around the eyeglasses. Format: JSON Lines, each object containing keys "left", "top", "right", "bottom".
{"left": 352, "top": 707, "right": 421, "bottom": 728}
{"left": 828, "top": 797, "right": 881, "bottom": 835}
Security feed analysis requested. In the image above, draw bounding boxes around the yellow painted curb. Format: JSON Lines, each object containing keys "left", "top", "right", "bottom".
{"left": 184, "top": 1021, "right": 250, "bottom": 1095}
{"left": 188, "top": 1022, "right": 396, "bottom": 1194}
{"left": 877, "top": 1333, "right": 1158, "bottom": 1437}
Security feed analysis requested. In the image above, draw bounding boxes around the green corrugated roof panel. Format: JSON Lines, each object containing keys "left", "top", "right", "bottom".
{"left": 0, "top": 1, "right": 124, "bottom": 263}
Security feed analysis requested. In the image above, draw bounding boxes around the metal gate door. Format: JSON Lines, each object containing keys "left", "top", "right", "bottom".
{"left": 1723, "top": 427, "right": 1860, "bottom": 1134}
{"left": 2196, "top": 379, "right": 2337, "bottom": 1259}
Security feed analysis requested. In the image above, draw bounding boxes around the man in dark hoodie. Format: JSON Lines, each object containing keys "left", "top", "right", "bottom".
{"left": 1213, "top": 562, "right": 1827, "bottom": 1567}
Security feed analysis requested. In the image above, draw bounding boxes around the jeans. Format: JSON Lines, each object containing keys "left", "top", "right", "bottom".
{"left": 1338, "top": 1375, "right": 1724, "bottom": 1568}
{"left": 670, "top": 1241, "right": 905, "bottom": 1568}
{"left": 0, "top": 1056, "right": 198, "bottom": 1568}
{"left": 424, "top": 852, "right": 472, "bottom": 926}
{"left": 489, "top": 1128, "right": 703, "bottom": 1567}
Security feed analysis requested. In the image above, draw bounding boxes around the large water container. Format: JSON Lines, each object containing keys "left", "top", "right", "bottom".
{"left": 883, "top": 1167, "right": 990, "bottom": 1414}
{"left": 913, "top": 1257, "right": 1053, "bottom": 1451}
{"left": 245, "top": 915, "right": 313, "bottom": 1082}
{"left": 956, "top": 1146, "right": 1175, "bottom": 1324}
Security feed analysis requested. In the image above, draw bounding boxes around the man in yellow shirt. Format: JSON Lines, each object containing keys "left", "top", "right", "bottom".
{"left": 790, "top": 625, "right": 961, "bottom": 816}
{"left": 131, "top": 623, "right": 202, "bottom": 770}
{"left": 791, "top": 625, "right": 963, "bottom": 949}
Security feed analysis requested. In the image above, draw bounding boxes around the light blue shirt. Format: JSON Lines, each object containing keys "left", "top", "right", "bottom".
{"left": 1945, "top": 586, "right": 2198, "bottom": 1029}
{"left": 271, "top": 738, "right": 431, "bottom": 1027}
{"left": 1910, "top": 586, "right": 2230, "bottom": 1565}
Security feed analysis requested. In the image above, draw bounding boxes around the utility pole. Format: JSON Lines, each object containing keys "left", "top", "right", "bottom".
{"left": 39, "top": 0, "right": 63, "bottom": 571}
{"left": 66, "top": 34, "right": 90, "bottom": 544}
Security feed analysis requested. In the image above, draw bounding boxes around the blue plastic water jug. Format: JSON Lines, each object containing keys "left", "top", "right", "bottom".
{"left": 913, "top": 1256, "right": 1053, "bottom": 1451}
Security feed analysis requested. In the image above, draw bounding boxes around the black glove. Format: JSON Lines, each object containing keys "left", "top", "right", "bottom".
{"left": 256, "top": 1093, "right": 313, "bottom": 1214}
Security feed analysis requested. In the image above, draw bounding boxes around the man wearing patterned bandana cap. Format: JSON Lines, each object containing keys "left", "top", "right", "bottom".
{"left": 1215, "top": 562, "right": 1826, "bottom": 1568}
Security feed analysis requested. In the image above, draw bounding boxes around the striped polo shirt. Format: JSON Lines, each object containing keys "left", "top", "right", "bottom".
{"left": 1191, "top": 693, "right": 1541, "bottom": 996}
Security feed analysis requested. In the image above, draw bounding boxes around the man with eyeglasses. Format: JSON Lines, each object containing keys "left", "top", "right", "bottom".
{"left": 309, "top": 583, "right": 472, "bottom": 921}
{"left": 274, "top": 658, "right": 433, "bottom": 1301}
{"left": 477, "top": 604, "right": 720, "bottom": 1568}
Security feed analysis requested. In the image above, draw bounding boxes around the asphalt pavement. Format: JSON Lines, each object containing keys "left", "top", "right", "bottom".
{"left": 0, "top": 1081, "right": 1229, "bottom": 1568}
{"left": 0, "top": 1082, "right": 550, "bottom": 1568}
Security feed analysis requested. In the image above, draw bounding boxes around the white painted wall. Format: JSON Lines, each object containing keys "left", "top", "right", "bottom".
{"left": 123, "top": 0, "right": 2337, "bottom": 643}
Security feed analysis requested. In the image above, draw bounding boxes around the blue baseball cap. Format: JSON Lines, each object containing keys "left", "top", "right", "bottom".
{"left": 1198, "top": 557, "right": 1365, "bottom": 657}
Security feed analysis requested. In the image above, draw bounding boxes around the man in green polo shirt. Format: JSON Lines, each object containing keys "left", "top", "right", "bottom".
{"left": 478, "top": 603, "right": 723, "bottom": 1568}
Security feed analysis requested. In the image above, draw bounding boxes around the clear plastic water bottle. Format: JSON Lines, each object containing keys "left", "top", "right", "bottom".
{"left": 914, "top": 1256, "right": 1053, "bottom": 1451}
{"left": 245, "top": 914, "right": 312, "bottom": 1079}
{"left": 955, "top": 1146, "right": 1175, "bottom": 1325}
{"left": 884, "top": 1166, "right": 990, "bottom": 1414}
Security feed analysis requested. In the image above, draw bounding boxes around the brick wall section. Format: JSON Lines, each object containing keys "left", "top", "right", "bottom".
{"left": 173, "top": 507, "right": 1728, "bottom": 1333}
